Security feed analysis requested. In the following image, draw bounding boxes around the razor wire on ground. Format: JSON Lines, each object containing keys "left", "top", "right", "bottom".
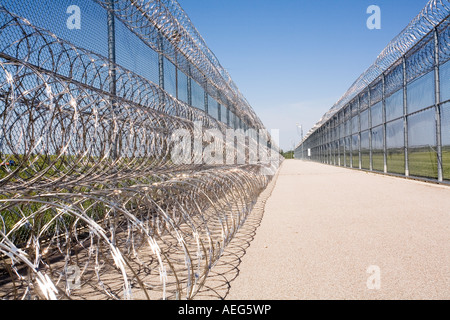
{"left": 0, "top": 3, "right": 281, "bottom": 300}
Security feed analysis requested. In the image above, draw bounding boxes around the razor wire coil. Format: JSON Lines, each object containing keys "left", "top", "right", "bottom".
{"left": 0, "top": 2, "right": 280, "bottom": 300}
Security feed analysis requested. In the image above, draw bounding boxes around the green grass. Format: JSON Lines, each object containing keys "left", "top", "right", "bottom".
{"left": 372, "top": 152, "right": 384, "bottom": 172}
{"left": 386, "top": 150, "right": 405, "bottom": 175}
{"left": 408, "top": 148, "right": 438, "bottom": 179}
{"left": 339, "top": 147, "right": 450, "bottom": 181}
{"left": 351, "top": 152, "right": 359, "bottom": 168}
{"left": 361, "top": 153, "right": 370, "bottom": 170}
{"left": 444, "top": 149, "right": 450, "bottom": 181}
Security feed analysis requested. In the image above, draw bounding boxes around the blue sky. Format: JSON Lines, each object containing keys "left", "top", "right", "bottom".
{"left": 177, "top": 0, "right": 431, "bottom": 151}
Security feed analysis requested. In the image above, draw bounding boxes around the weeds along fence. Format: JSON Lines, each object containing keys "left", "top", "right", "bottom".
{"left": 295, "top": 0, "right": 450, "bottom": 183}
{"left": 0, "top": 0, "right": 281, "bottom": 300}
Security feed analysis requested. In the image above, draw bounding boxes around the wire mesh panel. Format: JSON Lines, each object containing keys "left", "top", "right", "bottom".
{"left": 371, "top": 125, "right": 384, "bottom": 172}
{"left": 164, "top": 57, "right": 177, "bottom": 97}
{"left": 361, "top": 130, "right": 370, "bottom": 170}
{"left": 386, "top": 119, "right": 405, "bottom": 175}
{"left": 352, "top": 134, "right": 359, "bottom": 168}
{"left": 345, "top": 136, "right": 351, "bottom": 168}
{"left": 208, "top": 95, "right": 219, "bottom": 120}
{"left": 360, "top": 90, "right": 370, "bottom": 111}
{"left": 371, "top": 102, "right": 383, "bottom": 128}
{"left": 441, "top": 60, "right": 450, "bottom": 103}
{"left": 2, "top": 0, "right": 109, "bottom": 57}
{"left": 360, "top": 109, "right": 369, "bottom": 131}
{"left": 407, "top": 71, "right": 435, "bottom": 114}
{"left": 191, "top": 80, "right": 205, "bottom": 111}
{"left": 385, "top": 63, "right": 404, "bottom": 98}
{"left": 177, "top": 69, "right": 188, "bottom": 104}
{"left": 339, "top": 138, "right": 344, "bottom": 167}
{"left": 115, "top": 16, "right": 160, "bottom": 85}
{"left": 386, "top": 89, "right": 404, "bottom": 122}
{"left": 351, "top": 115, "right": 359, "bottom": 135}
{"left": 408, "top": 108, "right": 438, "bottom": 179}
{"left": 230, "top": 111, "right": 236, "bottom": 130}
{"left": 370, "top": 80, "right": 383, "bottom": 106}
{"left": 221, "top": 104, "right": 228, "bottom": 126}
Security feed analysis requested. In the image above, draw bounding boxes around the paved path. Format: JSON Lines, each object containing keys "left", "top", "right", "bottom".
{"left": 224, "top": 160, "right": 450, "bottom": 300}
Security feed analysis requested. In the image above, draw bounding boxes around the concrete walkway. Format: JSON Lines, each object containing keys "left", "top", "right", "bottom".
{"left": 224, "top": 160, "right": 450, "bottom": 300}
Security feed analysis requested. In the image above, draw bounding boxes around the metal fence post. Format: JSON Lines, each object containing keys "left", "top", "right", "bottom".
{"left": 204, "top": 77, "right": 209, "bottom": 115}
{"left": 107, "top": 0, "right": 118, "bottom": 161}
{"left": 338, "top": 116, "right": 341, "bottom": 166}
{"left": 368, "top": 89, "right": 373, "bottom": 171}
{"left": 403, "top": 57, "right": 409, "bottom": 177}
{"left": 329, "top": 124, "right": 331, "bottom": 164}
{"left": 187, "top": 65, "right": 192, "bottom": 108}
{"left": 349, "top": 110, "right": 353, "bottom": 168}
{"left": 434, "top": 27, "right": 443, "bottom": 182}
{"left": 158, "top": 34, "right": 164, "bottom": 90}
{"left": 358, "top": 95, "right": 362, "bottom": 170}
{"left": 382, "top": 74, "right": 387, "bottom": 173}
{"left": 175, "top": 56, "right": 178, "bottom": 99}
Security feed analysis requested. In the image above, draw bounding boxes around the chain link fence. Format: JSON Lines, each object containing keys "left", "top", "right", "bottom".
{"left": 295, "top": 0, "right": 450, "bottom": 183}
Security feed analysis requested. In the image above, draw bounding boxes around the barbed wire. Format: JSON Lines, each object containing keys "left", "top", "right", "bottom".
{"left": 0, "top": 5, "right": 281, "bottom": 300}
{"left": 302, "top": 0, "right": 450, "bottom": 143}
{"left": 92, "top": 0, "right": 266, "bottom": 132}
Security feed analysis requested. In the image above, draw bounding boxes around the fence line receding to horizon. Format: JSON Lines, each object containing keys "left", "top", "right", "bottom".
{"left": 295, "top": 0, "right": 450, "bottom": 183}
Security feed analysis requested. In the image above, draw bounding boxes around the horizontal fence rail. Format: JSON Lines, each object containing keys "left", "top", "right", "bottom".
{"left": 0, "top": 1, "right": 281, "bottom": 300}
{"left": 296, "top": 0, "right": 450, "bottom": 184}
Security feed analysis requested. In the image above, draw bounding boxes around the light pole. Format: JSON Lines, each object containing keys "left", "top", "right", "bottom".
{"left": 296, "top": 123, "right": 304, "bottom": 160}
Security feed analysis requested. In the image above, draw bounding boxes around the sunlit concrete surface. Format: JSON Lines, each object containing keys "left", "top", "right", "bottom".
{"left": 218, "top": 160, "right": 450, "bottom": 300}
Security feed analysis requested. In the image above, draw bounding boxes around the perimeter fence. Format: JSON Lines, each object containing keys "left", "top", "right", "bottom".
{"left": 295, "top": 0, "right": 450, "bottom": 183}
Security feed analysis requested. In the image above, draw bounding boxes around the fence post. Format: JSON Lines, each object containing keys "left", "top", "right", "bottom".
{"left": 368, "top": 90, "right": 373, "bottom": 171}
{"left": 382, "top": 74, "right": 387, "bottom": 173}
{"left": 337, "top": 116, "right": 341, "bottom": 166}
{"left": 358, "top": 95, "right": 362, "bottom": 169}
{"left": 107, "top": 0, "right": 118, "bottom": 160}
{"left": 434, "top": 27, "right": 443, "bottom": 182}
{"left": 175, "top": 66, "right": 179, "bottom": 116}
{"left": 204, "top": 76, "right": 209, "bottom": 115}
{"left": 403, "top": 57, "right": 409, "bottom": 177}
{"left": 158, "top": 34, "right": 164, "bottom": 90}
{"left": 175, "top": 57, "right": 178, "bottom": 99}
{"left": 187, "top": 65, "right": 192, "bottom": 108}
{"left": 327, "top": 124, "right": 331, "bottom": 164}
